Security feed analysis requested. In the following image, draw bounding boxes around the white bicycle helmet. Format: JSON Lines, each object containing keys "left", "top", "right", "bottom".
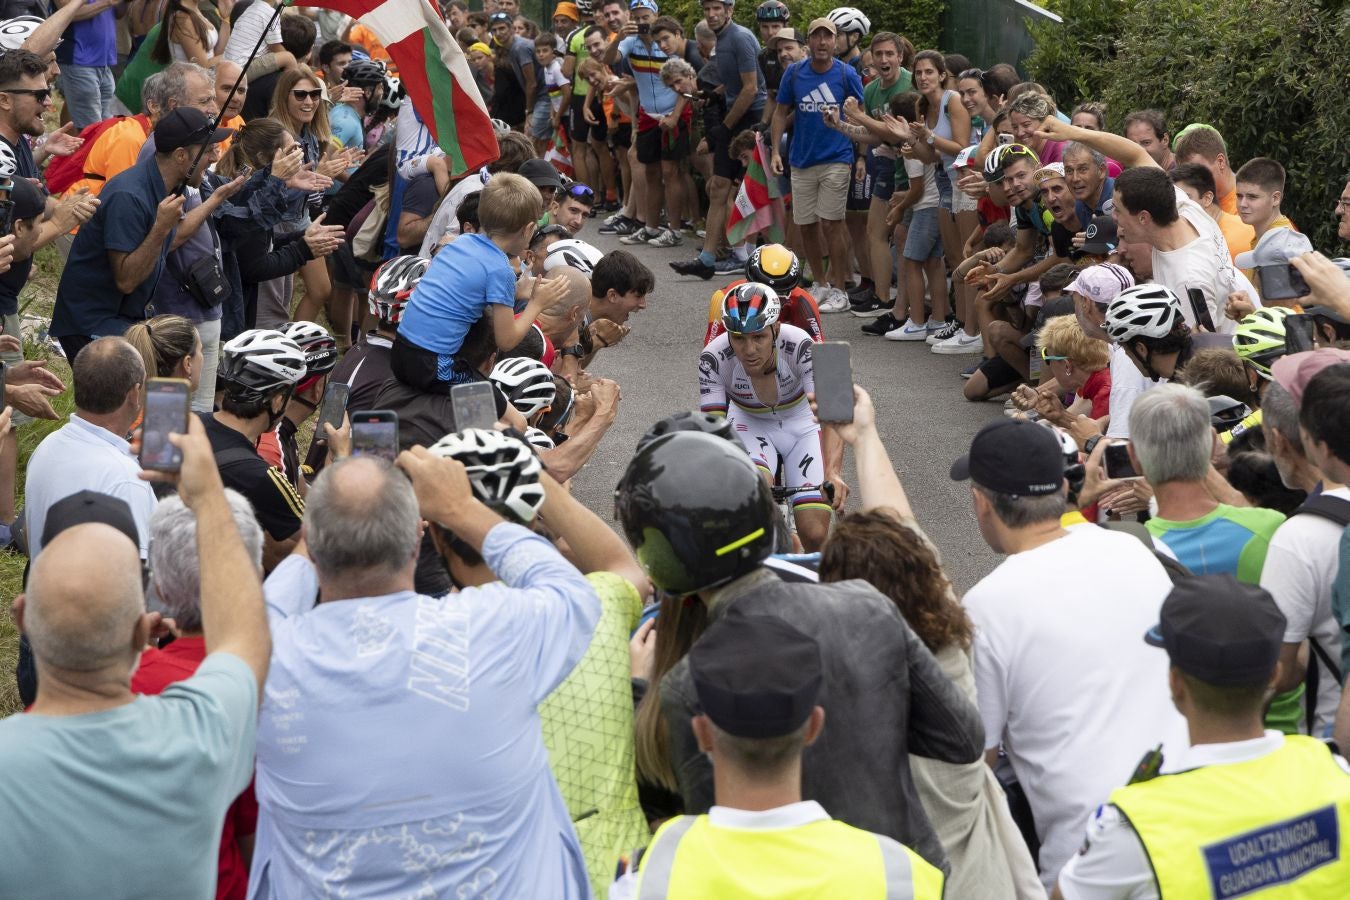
{"left": 0, "top": 140, "right": 17, "bottom": 178}
{"left": 490, "top": 357, "right": 557, "bottom": 417}
{"left": 429, "top": 428, "right": 545, "bottom": 523}
{"left": 369, "top": 255, "right": 429, "bottom": 324}
{"left": 490, "top": 118, "right": 512, "bottom": 136}
{"left": 983, "top": 143, "right": 1039, "bottom": 183}
{"left": 543, "top": 238, "right": 604, "bottom": 277}
{"left": 1104, "top": 285, "right": 1184, "bottom": 344}
{"left": 218, "top": 329, "right": 307, "bottom": 397}
{"left": 379, "top": 75, "right": 405, "bottom": 112}
{"left": 827, "top": 7, "right": 870, "bottom": 35}
{"left": 280, "top": 321, "right": 339, "bottom": 377}
{"left": 0, "top": 15, "right": 43, "bottom": 51}
{"left": 523, "top": 426, "right": 556, "bottom": 451}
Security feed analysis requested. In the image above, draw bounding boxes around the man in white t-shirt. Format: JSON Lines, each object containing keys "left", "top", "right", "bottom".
{"left": 1260, "top": 351, "right": 1350, "bottom": 736}
{"left": 951, "top": 418, "right": 1187, "bottom": 892}
{"left": 1035, "top": 118, "right": 1258, "bottom": 335}
{"left": 222, "top": 0, "right": 295, "bottom": 80}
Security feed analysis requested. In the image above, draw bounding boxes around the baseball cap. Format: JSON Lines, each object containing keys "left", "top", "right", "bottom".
{"left": 1066, "top": 262, "right": 1134, "bottom": 307}
{"left": 1033, "top": 162, "right": 1065, "bottom": 184}
{"left": 1079, "top": 215, "right": 1118, "bottom": 255}
{"left": 518, "top": 158, "right": 563, "bottom": 191}
{"left": 1270, "top": 348, "right": 1350, "bottom": 406}
{"left": 553, "top": 1, "right": 580, "bottom": 19}
{"left": 1234, "top": 226, "right": 1313, "bottom": 270}
{"left": 41, "top": 490, "right": 141, "bottom": 552}
{"left": 153, "top": 107, "right": 234, "bottom": 152}
{"left": 769, "top": 27, "right": 804, "bottom": 47}
{"left": 807, "top": 17, "right": 836, "bottom": 35}
{"left": 1144, "top": 575, "right": 1285, "bottom": 687}
{"left": 689, "top": 609, "right": 823, "bottom": 739}
{"left": 950, "top": 418, "right": 1065, "bottom": 497}
{"left": 7, "top": 174, "right": 46, "bottom": 221}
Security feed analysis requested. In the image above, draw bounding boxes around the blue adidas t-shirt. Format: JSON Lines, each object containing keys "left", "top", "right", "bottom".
{"left": 776, "top": 58, "right": 863, "bottom": 170}
{"left": 396, "top": 232, "right": 516, "bottom": 357}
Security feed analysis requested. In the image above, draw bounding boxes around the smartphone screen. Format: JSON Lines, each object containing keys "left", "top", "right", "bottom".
{"left": 140, "top": 378, "right": 191, "bottom": 471}
{"left": 811, "top": 341, "right": 854, "bottom": 424}
{"left": 451, "top": 381, "right": 499, "bottom": 431}
{"left": 1185, "top": 288, "right": 1216, "bottom": 333}
{"left": 1103, "top": 441, "right": 1141, "bottom": 480}
{"left": 317, "top": 382, "right": 350, "bottom": 435}
{"left": 1285, "top": 314, "right": 1316, "bottom": 354}
{"left": 350, "top": 410, "right": 399, "bottom": 462}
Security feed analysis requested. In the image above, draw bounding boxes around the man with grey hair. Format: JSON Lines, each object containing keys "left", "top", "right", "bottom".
{"left": 952, "top": 418, "right": 1184, "bottom": 891}
{"left": 0, "top": 416, "right": 270, "bottom": 896}
{"left": 250, "top": 440, "right": 615, "bottom": 897}
{"left": 131, "top": 488, "right": 265, "bottom": 899}
{"left": 1062, "top": 139, "right": 1113, "bottom": 230}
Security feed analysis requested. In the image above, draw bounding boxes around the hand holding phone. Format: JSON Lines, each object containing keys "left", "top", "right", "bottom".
{"left": 140, "top": 378, "right": 192, "bottom": 471}
{"left": 317, "top": 382, "right": 350, "bottom": 437}
{"left": 1103, "top": 440, "right": 1141, "bottom": 481}
{"left": 350, "top": 410, "right": 399, "bottom": 462}
{"left": 451, "top": 381, "right": 499, "bottom": 431}
{"left": 811, "top": 342, "right": 855, "bottom": 424}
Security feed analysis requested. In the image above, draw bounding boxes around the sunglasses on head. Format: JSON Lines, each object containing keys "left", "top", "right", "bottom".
{"left": 2, "top": 87, "right": 51, "bottom": 104}
{"left": 292, "top": 88, "right": 324, "bottom": 101}
{"left": 958, "top": 67, "right": 984, "bottom": 81}
{"left": 564, "top": 183, "right": 595, "bottom": 204}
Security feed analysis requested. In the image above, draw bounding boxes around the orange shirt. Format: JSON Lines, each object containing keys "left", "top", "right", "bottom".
{"left": 1218, "top": 186, "right": 1238, "bottom": 216}
{"left": 1217, "top": 210, "right": 1255, "bottom": 263}
{"left": 218, "top": 114, "right": 245, "bottom": 153}
{"left": 346, "top": 23, "right": 394, "bottom": 71}
{"left": 64, "top": 115, "right": 153, "bottom": 200}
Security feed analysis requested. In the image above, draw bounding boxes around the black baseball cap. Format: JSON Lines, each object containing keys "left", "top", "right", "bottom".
{"left": 518, "top": 158, "right": 563, "bottom": 191}
{"left": 689, "top": 610, "right": 823, "bottom": 739}
{"left": 1144, "top": 575, "right": 1286, "bottom": 686}
{"left": 950, "top": 418, "right": 1065, "bottom": 496}
{"left": 1080, "top": 215, "right": 1117, "bottom": 255}
{"left": 154, "top": 107, "right": 234, "bottom": 153}
{"left": 7, "top": 175, "right": 45, "bottom": 220}
{"left": 41, "top": 490, "right": 140, "bottom": 551}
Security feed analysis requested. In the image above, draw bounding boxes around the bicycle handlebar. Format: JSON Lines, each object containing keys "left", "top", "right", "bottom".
{"left": 771, "top": 482, "right": 837, "bottom": 504}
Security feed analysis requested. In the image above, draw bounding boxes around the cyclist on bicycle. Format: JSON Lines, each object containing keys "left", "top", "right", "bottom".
{"left": 704, "top": 244, "right": 825, "bottom": 345}
{"left": 699, "top": 282, "right": 845, "bottom": 552}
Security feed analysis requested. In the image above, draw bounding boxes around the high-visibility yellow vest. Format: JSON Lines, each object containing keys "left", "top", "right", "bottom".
{"left": 632, "top": 813, "right": 945, "bottom": 899}
{"left": 1111, "top": 735, "right": 1350, "bottom": 898}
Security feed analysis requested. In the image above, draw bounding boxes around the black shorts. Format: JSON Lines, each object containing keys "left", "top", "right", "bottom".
{"left": 847, "top": 159, "right": 870, "bottom": 212}
{"left": 610, "top": 121, "right": 632, "bottom": 149}
{"left": 709, "top": 115, "right": 756, "bottom": 181}
{"left": 329, "top": 243, "right": 375, "bottom": 292}
{"left": 977, "top": 355, "right": 1023, "bottom": 391}
{"left": 635, "top": 119, "right": 691, "bottom": 165}
{"left": 567, "top": 103, "right": 606, "bottom": 143}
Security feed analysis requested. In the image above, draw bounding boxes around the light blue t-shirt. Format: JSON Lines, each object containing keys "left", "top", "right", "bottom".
{"left": 0, "top": 654, "right": 258, "bottom": 897}
{"left": 396, "top": 231, "right": 517, "bottom": 356}
{"left": 250, "top": 524, "right": 600, "bottom": 899}
{"left": 776, "top": 58, "right": 864, "bottom": 169}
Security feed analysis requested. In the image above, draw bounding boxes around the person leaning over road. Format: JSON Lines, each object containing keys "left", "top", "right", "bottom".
{"left": 251, "top": 433, "right": 601, "bottom": 898}
{"left": 618, "top": 428, "right": 985, "bottom": 873}
{"left": 0, "top": 415, "right": 270, "bottom": 898}
{"left": 1054, "top": 575, "right": 1350, "bottom": 900}
{"left": 769, "top": 17, "right": 862, "bottom": 313}
{"left": 613, "top": 613, "right": 945, "bottom": 899}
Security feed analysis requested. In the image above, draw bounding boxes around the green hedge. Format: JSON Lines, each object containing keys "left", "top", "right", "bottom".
{"left": 654, "top": 0, "right": 946, "bottom": 54}
{"left": 1027, "top": 0, "right": 1350, "bottom": 251}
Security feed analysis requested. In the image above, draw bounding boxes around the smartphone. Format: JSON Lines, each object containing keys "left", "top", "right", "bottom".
{"left": 811, "top": 341, "right": 855, "bottom": 424}
{"left": 316, "top": 382, "right": 350, "bottom": 436}
{"left": 1103, "top": 440, "right": 1141, "bottom": 480}
{"left": 1285, "top": 313, "right": 1316, "bottom": 354}
{"left": 139, "top": 378, "right": 191, "bottom": 472}
{"left": 997, "top": 132, "right": 1014, "bottom": 145}
{"left": 1258, "top": 264, "right": 1310, "bottom": 302}
{"left": 636, "top": 22, "right": 650, "bottom": 34}
{"left": 236, "top": 164, "right": 254, "bottom": 181}
{"left": 350, "top": 410, "right": 399, "bottom": 462}
{"left": 1186, "top": 288, "right": 1217, "bottom": 333}
{"left": 451, "top": 381, "right": 499, "bottom": 431}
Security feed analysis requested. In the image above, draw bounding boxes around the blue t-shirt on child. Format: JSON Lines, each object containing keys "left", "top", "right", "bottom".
{"left": 396, "top": 232, "right": 517, "bottom": 376}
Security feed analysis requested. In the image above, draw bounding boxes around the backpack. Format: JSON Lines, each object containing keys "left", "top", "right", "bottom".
{"left": 1289, "top": 494, "right": 1350, "bottom": 735}
{"left": 44, "top": 115, "right": 151, "bottom": 196}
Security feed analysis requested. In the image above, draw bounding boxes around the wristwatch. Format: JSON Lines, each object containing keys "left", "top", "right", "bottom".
{"left": 558, "top": 344, "right": 585, "bottom": 358}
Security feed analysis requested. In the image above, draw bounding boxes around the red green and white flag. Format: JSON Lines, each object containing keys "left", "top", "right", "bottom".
{"left": 726, "top": 131, "right": 785, "bottom": 245}
{"left": 301, "top": 0, "right": 498, "bottom": 175}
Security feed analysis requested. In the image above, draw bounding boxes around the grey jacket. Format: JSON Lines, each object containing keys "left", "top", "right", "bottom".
{"left": 659, "top": 569, "right": 986, "bottom": 872}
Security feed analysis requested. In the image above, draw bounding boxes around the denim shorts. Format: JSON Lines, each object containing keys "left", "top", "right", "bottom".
{"left": 867, "top": 155, "right": 896, "bottom": 203}
{"left": 934, "top": 164, "right": 954, "bottom": 211}
{"left": 528, "top": 99, "right": 554, "bottom": 140}
{"left": 903, "top": 206, "right": 944, "bottom": 261}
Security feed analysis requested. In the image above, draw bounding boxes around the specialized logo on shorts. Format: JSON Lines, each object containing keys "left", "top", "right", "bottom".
{"left": 799, "top": 85, "right": 840, "bottom": 114}
{"left": 1202, "top": 806, "right": 1340, "bottom": 898}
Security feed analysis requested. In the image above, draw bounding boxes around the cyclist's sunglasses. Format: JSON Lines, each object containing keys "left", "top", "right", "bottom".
{"left": 1040, "top": 349, "right": 1068, "bottom": 362}
{"left": 530, "top": 223, "right": 570, "bottom": 248}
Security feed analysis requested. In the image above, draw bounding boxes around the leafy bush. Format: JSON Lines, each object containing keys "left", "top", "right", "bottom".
{"left": 1028, "top": 0, "right": 1349, "bottom": 250}
{"left": 1024, "top": 0, "right": 1131, "bottom": 104}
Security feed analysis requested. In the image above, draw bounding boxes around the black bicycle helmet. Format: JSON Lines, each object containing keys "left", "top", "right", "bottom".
{"left": 342, "top": 58, "right": 387, "bottom": 88}
{"left": 755, "top": 0, "right": 789, "bottom": 22}
{"left": 635, "top": 410, "right": 737, "bottom": 454}
{"left": 615, "top": 431, "right": 775, "bottom": 596}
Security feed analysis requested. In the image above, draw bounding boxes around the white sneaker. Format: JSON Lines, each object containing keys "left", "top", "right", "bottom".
{"left": 931, "top": 329, "right": 984, "bottom": 355}
{"left": 884, "top": 317, "right": 934, "bottom": 341}
{"left": 620, "top": 227, "right": 658, "bottom": 245}
{"left": 816, "top": 288, "right": 850, "bottom": 313}
{"left": 648, "top": 227, "right": 684, "bottom": 247}
{"left": 926, "top": 319, "right": 960, "bottom": 345}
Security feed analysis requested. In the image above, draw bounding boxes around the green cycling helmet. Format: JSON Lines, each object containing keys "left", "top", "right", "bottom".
{"left": 1233, "top": 306, "right": 1291, "bottom": 378}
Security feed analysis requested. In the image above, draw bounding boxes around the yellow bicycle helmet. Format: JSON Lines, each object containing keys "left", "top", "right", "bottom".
{"left": 745, "top": 244, "right": 802, "bottom": 294}
{"left": 1233, "top": 306, "right": 1291, "bottom": 379}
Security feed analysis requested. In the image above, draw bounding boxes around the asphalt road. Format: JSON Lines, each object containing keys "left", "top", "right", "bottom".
{"left": 567, "top": 229, "right": 1006, "bottom": 595}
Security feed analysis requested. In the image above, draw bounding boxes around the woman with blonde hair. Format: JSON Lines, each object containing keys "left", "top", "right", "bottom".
{"left": 1035, "top": 313, "right": 1113, "bottom": 428}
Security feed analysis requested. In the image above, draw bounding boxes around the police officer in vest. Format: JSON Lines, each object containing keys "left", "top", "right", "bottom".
{"left": 1054, "top": 574, "right": 1350, "bottom": 899}
{"left": 611, "top": 609, "right": 944, "bottom": 899}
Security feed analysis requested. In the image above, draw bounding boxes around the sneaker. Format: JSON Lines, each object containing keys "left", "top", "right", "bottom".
{"left": 817, "top": 288, "right": 850, "bottom": 313}
{"left": 884, "top": 317, "right": 935, "bottom": 341}
{"left": 926, "top": 318, "right": 961, "bottom": 345}
{"left": 850, "top": 293, "right": 892, "bottom": 318}
{"left": 696, "top": 228, "right": 707, "bottom": 239}
{"left": 847, "top": 280, "right": 875, "bottom": 302}
{"left": 861, "top": 312, "right": 901, "bottom": 336}
{"left": 931, "top": 329, "right": 984, "bottom": 355}
{"left": 648, "top": 227, "right": 684, "bottom": 248}
{"left": 669, "top": 257, "right": 715, "bottom": 279}
{"left": 714, "top": 255, "right": 744, "bottom": 275}
{"left": 600, "top": 211, "right": 624, "bottom": 227}
{"left": 620, "top": 226, "right": 658, "bottom": 245}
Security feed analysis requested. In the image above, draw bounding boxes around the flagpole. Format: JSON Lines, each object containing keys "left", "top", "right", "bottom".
{"left": 179, "top": 0, "right": 289, "bottom": 191}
